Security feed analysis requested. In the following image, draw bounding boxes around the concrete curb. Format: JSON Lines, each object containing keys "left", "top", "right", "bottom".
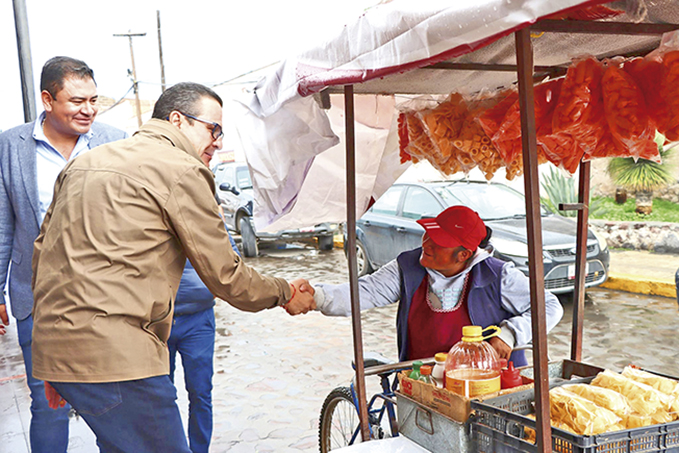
{"left": 600, "top": 273, "right": 677, "bottom": 299}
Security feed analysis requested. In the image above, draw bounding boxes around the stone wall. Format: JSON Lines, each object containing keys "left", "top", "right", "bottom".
{"left": 589, "top": 219, "right": 679, "bottom": 253}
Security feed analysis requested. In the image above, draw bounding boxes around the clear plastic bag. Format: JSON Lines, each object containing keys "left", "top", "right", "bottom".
{"left": 601, "top": 59, "right": 656, "bottom": 159}
{"left": 549, "top": 386, "right": 624, "bottom": 435}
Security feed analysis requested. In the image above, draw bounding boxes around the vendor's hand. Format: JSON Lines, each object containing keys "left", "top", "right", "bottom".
{"left": 296, "top": 279, "right": 315, "bottom": 296}
{"left": 285, "top": 281, "right": 316, "bottom": 315}
{"left": 0, "top": 304, "right": 9, "bottom": 336}
{"left": 44, "top": 382, "right": 66, "bottom": 410}
{"left": 489, "top": 336, "right": 512, "bottom": 360}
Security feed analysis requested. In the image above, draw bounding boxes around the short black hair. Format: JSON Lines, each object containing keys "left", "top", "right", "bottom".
{"left": 152, "top": 82, "right": 223, "bottom": 120}
{"left": 479, "top": 226, "right": 493, "bottom": 249}
{"left": 40, "top": 56, "right": 95, "bottom": 98}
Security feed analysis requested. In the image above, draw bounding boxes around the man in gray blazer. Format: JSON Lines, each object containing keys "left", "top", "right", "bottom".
{"left": 0, "top": 56, "right": 126, "bottom": 453}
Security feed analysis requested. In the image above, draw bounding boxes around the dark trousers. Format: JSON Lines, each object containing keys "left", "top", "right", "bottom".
{"left": 168, "top": 308, "right": 215, "bottom": 453}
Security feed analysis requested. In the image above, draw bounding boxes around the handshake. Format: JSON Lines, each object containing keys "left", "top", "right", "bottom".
{"left": 283, "top": 279, "right": 317, "bottom": 315}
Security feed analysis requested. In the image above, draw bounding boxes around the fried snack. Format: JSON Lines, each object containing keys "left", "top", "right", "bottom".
{"left": 584, "top": 128, "right": 661, "bottom": 163}
{"left": 602, "top": 62, "right": 655, "bottom": 157}
{"left": 457, "top": 110, "right": 503, "bottom": 180}
{"left": 659, "top": 50, "right": 679, "bottom": 141}
{"left": 553, "top": 57, "right": 603, "bottom": 134}
{"left": 549, "top": 386, "right": 624, "bottom": 435}
{"left": 539, "top": 133, "right": 584, "bottom": 175}
{"left": 622, "top": 367, "right": 679, "bottom": 418}
{"left": 418, "top": 93, "right": 467, "bottom": 165}
{"left": 623, "top": 57, "right": 674, "bottom": 140}
{"left": 397, "top": 113, "right": 413, "bottom": 164}
{"left": 622, "top": 367, "right": 679, "bottom": 397}
{"left": 591, "top": 370, "right": 674, "bottom": 423}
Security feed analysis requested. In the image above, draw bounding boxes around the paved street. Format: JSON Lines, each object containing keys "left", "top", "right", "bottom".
{"left": 1, "top": 244, "right": 678, "bottom": 452}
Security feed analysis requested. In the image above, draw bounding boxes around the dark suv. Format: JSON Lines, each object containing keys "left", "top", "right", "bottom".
{"left": 212, "top": 162, "right": 337, "bottom": 257}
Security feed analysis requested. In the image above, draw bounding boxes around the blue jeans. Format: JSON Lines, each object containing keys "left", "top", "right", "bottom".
{"left": 168, "top": 308, "right": 215, "bottom": 453}
{"left": 51, "top": 376, "right": 191, "bottom": 453}
{"left": 17, "top": 315, "right": 70, "bottom": 453}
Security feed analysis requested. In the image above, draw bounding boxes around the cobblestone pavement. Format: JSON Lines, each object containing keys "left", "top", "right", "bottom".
{"left": 1, "top": 244, "right": 678, "bottom": 452}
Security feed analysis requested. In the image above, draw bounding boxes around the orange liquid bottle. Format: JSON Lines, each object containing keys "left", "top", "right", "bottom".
{"left": 444, "top": 325, "right": 502, "bottom": 397}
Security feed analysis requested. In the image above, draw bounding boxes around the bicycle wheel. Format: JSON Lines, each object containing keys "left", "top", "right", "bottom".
{"left": 318, "top": 387, "right": 361, "bottom": 453}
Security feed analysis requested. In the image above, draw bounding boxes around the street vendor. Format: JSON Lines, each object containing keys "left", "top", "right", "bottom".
{"left": 302, "top": 205, "right": 563, "bottom": 366}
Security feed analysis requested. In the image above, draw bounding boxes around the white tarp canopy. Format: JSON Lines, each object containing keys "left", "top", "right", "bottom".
{"left": 237, "top": 0, "right": 675, "bottom": 231}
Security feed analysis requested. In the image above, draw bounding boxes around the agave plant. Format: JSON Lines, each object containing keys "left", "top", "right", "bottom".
{"left": 540, "top": 165, "right": 603, "bottom": 218}
{"left": 607, "top": 133, "right": 676, "bottom": 214}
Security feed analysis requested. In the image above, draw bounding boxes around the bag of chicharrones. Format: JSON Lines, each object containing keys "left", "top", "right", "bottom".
{"left": 549, "top": 385, "right": 624, "bottom": 435}
{"left": 560, "top": 383, "right": 652, "bottom": 429}
{"left": 624, "top": 30, "right": 679, "bottom": 142}
{"left": 591, "top": 369, "right": 676, "bottom": 424}
{"left": 454, "top": 89, "right": 506, "bottom": 180}
{"left": 396, "top": 96, "right": 463, "bottom": 176}
{"left": 622, "top": 366, "right": 679, "bottom": 415}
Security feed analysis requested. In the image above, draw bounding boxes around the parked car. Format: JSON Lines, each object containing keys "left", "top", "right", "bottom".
{"left": 350, "top": 180, "right": 610, "bottom": 294}
{"left": 212, "top": 162, "right": 337, "bottom": 257}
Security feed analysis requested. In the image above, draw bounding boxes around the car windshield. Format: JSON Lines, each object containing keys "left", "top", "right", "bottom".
{"left": 434, "top": 183, "right": 547, "bottom": 220}
{"left": 237, "top": 167, "right": 253, "bottom": 190}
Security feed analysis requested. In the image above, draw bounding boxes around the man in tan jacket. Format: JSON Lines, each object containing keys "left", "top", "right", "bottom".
{"left": 31, "top": 82, "right": 315, "bottom": 452}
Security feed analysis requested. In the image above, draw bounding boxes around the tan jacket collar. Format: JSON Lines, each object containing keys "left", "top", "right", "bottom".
{"left": 135, "top": 119, "right": 201, "bottom": 162}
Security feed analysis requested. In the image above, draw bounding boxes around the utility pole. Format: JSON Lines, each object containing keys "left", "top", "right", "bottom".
{"left": 12, "top": 0, "right": 36, "bottom": 123}
{"left": 157, "top": 11, "right": 166, "bottom": 92}
{"left": 114, "top": 31, "right": 146, "bottom": 128}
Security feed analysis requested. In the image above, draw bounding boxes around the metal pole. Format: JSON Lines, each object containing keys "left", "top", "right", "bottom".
{"left": 114, "top": 32, "right": 146, "bottom": 128}
{"left": 344, "top": 85, "right": 370, "bottom": 442}
{"left": 570, "top": 161, "right": 591, "bottom": 361}
{"left": 157, "top": 11, "right": 166, "bottom": 92}
{"left": 12, "top": 0, "right": 36, "bottom": 123}
{"left": 515, "top": 28, "right": 552, "bottom": 453}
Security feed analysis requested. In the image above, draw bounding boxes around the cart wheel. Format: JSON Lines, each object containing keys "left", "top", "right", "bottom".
{"left": 319, "top": 387, "right": 361, "bottom": 453}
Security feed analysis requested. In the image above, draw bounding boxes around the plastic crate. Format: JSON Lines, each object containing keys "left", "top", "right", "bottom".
{"left": 471, "top": 378, "right": 679, "bottom": 453}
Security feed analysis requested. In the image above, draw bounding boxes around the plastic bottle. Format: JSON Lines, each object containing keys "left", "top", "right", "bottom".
{"left": 501, "top": 361, "right": 523, "bottom": 389}
{"left": 444, "top": 325, "right": 502, "bottom": 398}
{"left": 419, "top": 365, "right": 434, "bottom": 384}
{"left": 409, "top": 360, "right": 423, "bottom": 380}
{"left": 432, "top": 353, "right": 447, "bottom": 388}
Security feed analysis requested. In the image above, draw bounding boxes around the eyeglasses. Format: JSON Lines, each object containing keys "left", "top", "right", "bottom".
{"left": 178, "top": 112, "right": 223, "bottom": 140}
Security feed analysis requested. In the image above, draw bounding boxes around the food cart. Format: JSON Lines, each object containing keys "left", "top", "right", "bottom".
{"left": 239, "top": 1, "right": 679, "bottom": 450}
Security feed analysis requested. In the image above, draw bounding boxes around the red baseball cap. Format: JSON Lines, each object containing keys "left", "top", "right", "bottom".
{"left": 417, "top": 206, "right": 487, "bottom": 250}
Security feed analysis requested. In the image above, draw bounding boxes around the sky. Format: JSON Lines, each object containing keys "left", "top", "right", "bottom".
{"left": 0, "top": 0, "right": 377, "bottom": 132}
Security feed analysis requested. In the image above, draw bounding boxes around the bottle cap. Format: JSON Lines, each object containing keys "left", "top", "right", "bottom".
{"left": 420, "top": 365, "right": 432, "bottom": 375}
{"left": 501, "top": 360, "right": 523, "bottom": 389}
{"left": 412, "top": 360, "right": 423, "bottom": 369}
{"left": 434, "top": 352, "right": 448, "bottom": 362}
{"left": 462, "top": 325, "right": 482, "bottom": 338}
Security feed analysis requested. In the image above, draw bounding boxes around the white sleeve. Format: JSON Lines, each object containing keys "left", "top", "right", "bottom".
{"left": 497, "top": 262, "right": 564, "bottom": 348}
{"left": 313, "top": 259, "right": 402, "bottom": 317}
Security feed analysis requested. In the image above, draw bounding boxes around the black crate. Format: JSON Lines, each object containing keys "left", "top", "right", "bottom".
{"left": 471, "top": 383, "right": 679, "bottom": 453}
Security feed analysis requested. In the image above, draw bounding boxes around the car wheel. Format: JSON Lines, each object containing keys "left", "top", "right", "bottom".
{"left": 234, "top": 212, "right": 244, "bottom": 234}
{"left": 318, "top": 235, "right": 334, "bottom": 251}
{"left": 356, "top": 240, "right": 373, "bottom": 277}
{"left": 239, "top": 216, "right": 259, "bottom": 258}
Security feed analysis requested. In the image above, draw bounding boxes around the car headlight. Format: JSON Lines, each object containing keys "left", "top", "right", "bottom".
{"left": 592, "top": 230, "right": 609, "bottom": 252}
{"left": 490, "top": 237, "right": 528, "bottom": 258}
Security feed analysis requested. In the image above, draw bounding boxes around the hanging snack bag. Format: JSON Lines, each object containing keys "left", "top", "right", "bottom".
{"left": 397, "top": 112, "right": 414, "bottom": 164}
{"left": 659, "top": 49, "right": 679, "bottom": 140}
{"left": 552, "top": 56, "right": 605, "bottom": 156}
{"left": 417, "top": 93, "right": 476, "bottom": 174}
{"left": 456, "top": 93, "right": 505, "bottom": 179}
{"left": 494, "top": 78, "right": 563, "bottom": 172}
{"left": 601, "top": 60, "right": 656, "bottom": 160}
